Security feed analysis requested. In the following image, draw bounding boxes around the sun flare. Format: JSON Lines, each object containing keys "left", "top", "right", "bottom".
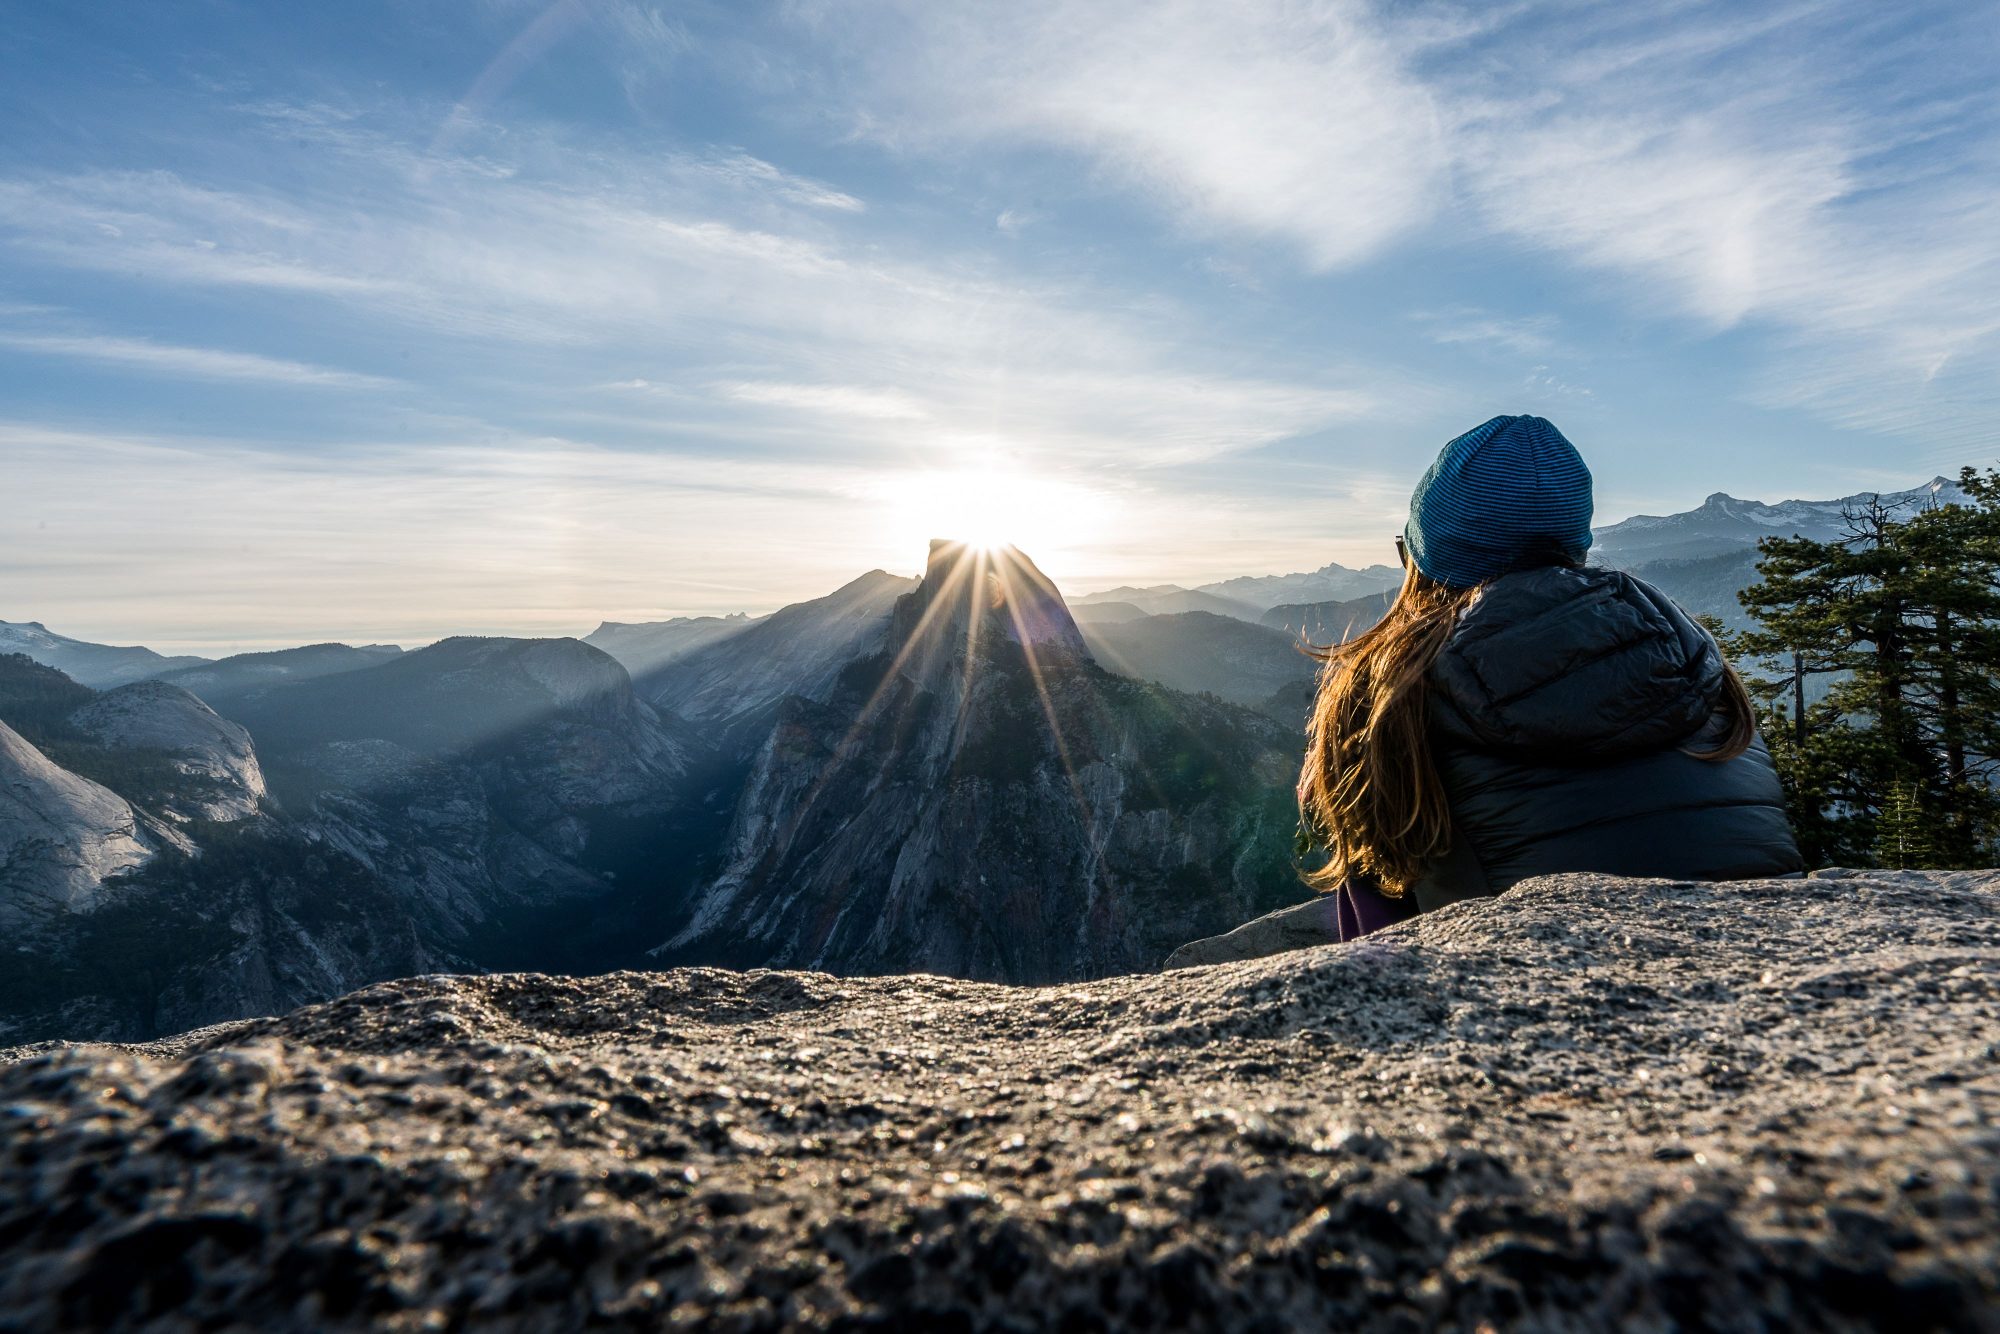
{"left": 877, "top": 468, "right": 1111, "bottom": 562}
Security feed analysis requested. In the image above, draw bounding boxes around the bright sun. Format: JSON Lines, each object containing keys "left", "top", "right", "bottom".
{"left": 879, "top": 468, "right": 1110, "bottom": 560}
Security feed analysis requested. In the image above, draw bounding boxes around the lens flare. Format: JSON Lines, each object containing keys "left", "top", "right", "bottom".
{"left": 877, "top": 468, "right": 1109, "bottom": 557}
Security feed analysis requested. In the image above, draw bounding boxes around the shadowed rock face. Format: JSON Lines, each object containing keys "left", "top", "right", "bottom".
{"left": 208, "top": 635, "right": 697, "bottom": 952}
{"left": 3, "top": 870, "right": 1995, "bottom": 1331}
{"left": 653, "top": 542, "right": 1302, "bottom": 983}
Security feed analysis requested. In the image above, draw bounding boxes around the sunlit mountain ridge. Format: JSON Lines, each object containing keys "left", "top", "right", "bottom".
{"left": 2, "top": 540, "right": 1298, "bottom": 1039}
{"left": 2, "top": 475, "right": 1976, "bottom": 1040}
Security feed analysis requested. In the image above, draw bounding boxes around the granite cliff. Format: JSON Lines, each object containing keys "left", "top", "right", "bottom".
{"left": 0, "top": 640, "right": 687, "bottom": 1045}
{"left": 0, "top": 720, "right": 153, "bottom": 924}
{"left": 0, "top": 547, "right": 1314, "bottom": 1041}
{"left": 651, "top": 543, "right": 1302, "bottom": 982}
{"left": 2, "top": 870, "right": 1994, "bottom": 1330}
{"left": 68, "top": 680, "right": 267, "bottom": 823}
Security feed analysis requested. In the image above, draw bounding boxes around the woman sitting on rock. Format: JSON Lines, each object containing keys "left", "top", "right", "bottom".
{"left": 1168, "top": 414, "right": 1802, "bottom": 967}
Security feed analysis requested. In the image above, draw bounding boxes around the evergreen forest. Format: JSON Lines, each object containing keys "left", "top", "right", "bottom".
{"left": 1720, "top": 468, "right": 2000, "bottom": 869}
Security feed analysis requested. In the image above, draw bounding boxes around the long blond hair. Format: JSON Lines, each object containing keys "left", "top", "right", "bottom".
{"left": 1298, "top": 565, "right": 1473, "bottom": 896}
{"left": 1297, "top": 564, "right": 1757, "bottom": 897}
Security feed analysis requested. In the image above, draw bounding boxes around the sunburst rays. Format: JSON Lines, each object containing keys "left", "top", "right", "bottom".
{"left": 779, "top": 541, "right": 1116, "bottom": 867}
{"left": 988, "top": 551, "right": 1100, "bottom": 858}
{"left": 737, "top": 536, "right": 1296, "bottom": 943}
{"left": 787, "top": 541, "right": 986, "bottom": 823}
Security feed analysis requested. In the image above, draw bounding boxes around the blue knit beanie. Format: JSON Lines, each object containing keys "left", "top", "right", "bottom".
{"left": 1403, "top": 415, "right": 1593, "bottom": 588}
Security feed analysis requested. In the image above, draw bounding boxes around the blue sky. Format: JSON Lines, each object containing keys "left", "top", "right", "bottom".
{"left": 3, "top": 0, "right": 1997, "bottom": 654}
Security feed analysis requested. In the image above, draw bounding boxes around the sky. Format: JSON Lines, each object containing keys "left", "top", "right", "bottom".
{"left": 2, "top": 0, "right": 1997, "bottom": 655}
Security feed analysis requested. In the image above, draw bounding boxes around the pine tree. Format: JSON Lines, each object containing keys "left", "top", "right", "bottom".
{"left": 1731, "top": 469, "right": 2000, "bottom": 868}
{"left": 1873, "top": 778, "right": 1936, "bottom": 870}
{"left": 1898, "top": 474, "right": 2000, "bottom": 861}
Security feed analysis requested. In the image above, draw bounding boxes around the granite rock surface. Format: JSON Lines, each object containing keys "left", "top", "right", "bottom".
{"left": 2, "top": 870, "right": 1996, "bottom": 1331}
{"left": 67, "top": 680, "right": 267, "bottom": 822}
{"left": 0, "top": 720, "right": 151, "bottom": 924}
{"left": 1163, "top": 893, "right": 1346, "bottom": 969}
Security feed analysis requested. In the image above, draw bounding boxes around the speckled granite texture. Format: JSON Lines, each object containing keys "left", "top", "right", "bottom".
{"left": 2, "top": 869, "right": 1995, "bottom": 1331}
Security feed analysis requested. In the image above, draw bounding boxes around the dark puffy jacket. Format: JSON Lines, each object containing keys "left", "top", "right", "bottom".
{"left": 1412, "top": 565, "right": 1802, "bottom": 910}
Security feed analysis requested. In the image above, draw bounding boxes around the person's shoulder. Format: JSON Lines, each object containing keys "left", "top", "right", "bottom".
{"left": 1430, "top": 562, "right": 1722, "bottom": 754}
{"left": 1450, "top": 564, "right": 1623, "bottom": 642}
{"left": 1480, "top": 562, "right": 1627, "bottom": 600}
{"left": 1467, "top": 564, "right": 1693, "bottom": 634}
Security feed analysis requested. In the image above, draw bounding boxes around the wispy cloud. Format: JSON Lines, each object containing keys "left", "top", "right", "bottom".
{"left": 1523, "top": 365, "right": 1593, "bottom": 401}
{"left": 804, "top": 0, "right": 2000, "bottom": 448}
{"left": 1413, "top": 308, "right": 1561, "bottom": 357}
{"left": 0, "top": 111, "right": 1377, "bottom": 466}
{"left": 702, "top": 153, "right": 865, "bottom": 212}
{"left": 0, "top": 173, "right": 402, "bottom": 297}
{"left": 799, "top": 0, "right": 1446, "bottom": 270}
{"left": 0, "top": 330, "right": 396, "bottom": 388}
{"left": 719, "top": 381, "right": 929, "bottom": 421}
{"left": 994, "top": 208, "right": 1041, "bottom": 237}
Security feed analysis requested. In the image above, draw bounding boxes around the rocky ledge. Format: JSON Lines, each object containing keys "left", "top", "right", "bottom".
{"left": 2, "top": 870, "right": 1996, "bottom": 1331}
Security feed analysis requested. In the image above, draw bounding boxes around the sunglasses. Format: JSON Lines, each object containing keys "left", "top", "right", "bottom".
{"left": 1394, "top": 534, "right": 1407, "bottom": 569}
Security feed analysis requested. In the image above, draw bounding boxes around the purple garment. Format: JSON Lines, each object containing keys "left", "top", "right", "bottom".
{"left": 1334, "top": 879, "right": 1419, "bottom": 942}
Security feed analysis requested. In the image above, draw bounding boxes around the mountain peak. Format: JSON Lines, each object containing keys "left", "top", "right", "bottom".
{"left": 922, "top": 537, "right": 1020, "bottom": 579}
{"left": 1596, "top": 473, "right": 1982, "bottom": 572}
{"left": 909, "top": 541, "right": 1087, "bottom": 659}
{"left": 833, "top": 569, "right": 917, "bottom": 599}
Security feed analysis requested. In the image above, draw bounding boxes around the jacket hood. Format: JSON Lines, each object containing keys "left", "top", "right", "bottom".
{"left": 1428, "top": 566, "right": 1725, "bottom": 760}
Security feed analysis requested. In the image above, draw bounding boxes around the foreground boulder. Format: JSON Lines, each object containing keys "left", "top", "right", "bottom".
{"left": 2, "top": 870, "right": 1996, "bottom": 1330}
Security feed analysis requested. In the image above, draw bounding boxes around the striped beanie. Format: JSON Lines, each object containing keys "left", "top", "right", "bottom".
{"left": 1403, "top": 415, "right": 1593, "bottom": 589}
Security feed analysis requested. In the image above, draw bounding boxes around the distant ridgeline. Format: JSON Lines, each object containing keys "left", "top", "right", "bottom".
{"left": 0, "top": 475, "right": 1982, "bottom": 1043}
{"left": 0, "top": 545, "right": 1300, "bottom": 1043}
{"left": 1588, "top": 474, "right": 1970, "bottom": 627}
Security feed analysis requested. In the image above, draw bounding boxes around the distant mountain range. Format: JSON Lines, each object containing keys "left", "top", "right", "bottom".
{"left": 0, "top": 620, "right": 208, "bottom": 687}
{"left": 153, "top": 642, "right": 403, "bottom": 700}
{"left": 1071, "top": 585, "right": 1268, "bottom": 621}
{"left": 1590, "top": 475, "right": 1963, "bottom": 567}
{"left": 1070, "top": 561, "right": 1404, "bottom": 622}
{"left": 1587, "top": 475, "right": 1965, "bottom": 628}
{"left": 583, "top": 613, "right": 762, "bottom": 678}
{"left": 2, "top": 474, "right": 1968, "bottom": 1040}
{"left": 1195, "top": 561, "right": 1407, "bottom": 611}
{"left": 1260, "top": 591, "right": 1400, "bottom": 645}
{"left": 1, "top": 544, "right": 1302, "bottom": 1040}
{"left": 1077, "top": 610, "right": 1315, "bottom": 717}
